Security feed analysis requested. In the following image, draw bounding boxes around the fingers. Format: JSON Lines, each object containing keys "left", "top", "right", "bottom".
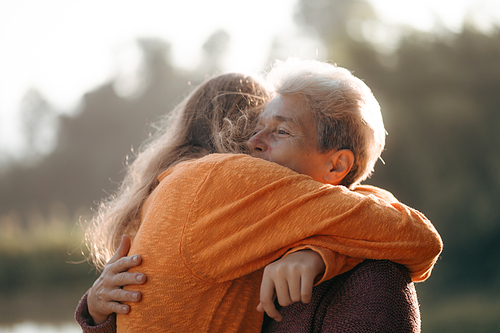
{"left": 258, "top": 272, "right": 282, "bottom": 321}
{"left": 283, "top": 271, "right": 301, "bottom": 304}
{"left": 93, "top": 297, "right": 133, "bottom": 321}
{"left": 265, "top": 263, "right": 299, "bottom": 308}
{"left": 109, "top": 288, "right": 142, "bottom": 303}
{"left": 274, "top": 270, "right": 313, "bottom": 306}
{"left": 109, "top": 254, "right": 142, "bottom": 274}
{"left": 108, "top": 234, "right": 131, "bottom": 264}
{"left": 99, "top": 298, "right": 131, "bottom": 315}
{"left": 274, "top": 277, "right": 292, "bottom": 307}
{"left": 111, "top": 302, "right": 131, "bottom": 315}
{"left": 112, "top": 271, "right": 146, "bottom": 287}
{"left": 259, "top": 301, "right": 282, "bottom": 322}
{"left": 87, "top": 275, "right": 144, "bottom": 324}
{"left": 258, "top": 249, "right": 326, "bottom": 323}
{"left": 300, "top": 272, "right": 314, "bottom": 304}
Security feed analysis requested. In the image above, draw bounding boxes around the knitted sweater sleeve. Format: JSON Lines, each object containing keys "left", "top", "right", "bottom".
{"left": 282, "top": 185, "right": 412, "bottom": 284}
{"left": 75, "top": 290, "right": 116, "bottom": 333}
{"left": 164, "top": 154, "right": 442, "bottom": 283}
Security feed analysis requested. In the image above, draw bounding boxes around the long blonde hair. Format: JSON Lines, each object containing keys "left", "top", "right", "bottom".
{"left": 86, "top": 73, "right": 270, "bottom": 270}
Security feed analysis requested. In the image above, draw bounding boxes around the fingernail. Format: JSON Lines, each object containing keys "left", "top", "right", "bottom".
{"left": 136, "top": 274, "right": 144, "bottom": 282}
{"left": 132, "top": 255, "right": 139, "bottom": 262}
{"left": 132, "top": 292, "right": 139, "bottom": 300}
{"left": 121, "top": 306, "right": 128, "bottom": 312}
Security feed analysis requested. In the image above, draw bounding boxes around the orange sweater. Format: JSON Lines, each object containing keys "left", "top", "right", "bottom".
{"left": 117, "top": 154, "right": 442, "bottom": 333}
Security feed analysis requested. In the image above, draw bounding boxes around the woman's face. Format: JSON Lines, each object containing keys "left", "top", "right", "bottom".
{"left": 248, "top": 95, "right": 332, "bottom": 182}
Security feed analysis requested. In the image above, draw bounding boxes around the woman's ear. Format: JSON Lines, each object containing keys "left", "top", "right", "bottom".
{"left": 323, "top": 149, "right": 355, "bottom": 185}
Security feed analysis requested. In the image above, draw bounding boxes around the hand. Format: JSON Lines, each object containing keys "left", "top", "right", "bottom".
{"left": 88, "top": 234, "right": 146, "bottom": 325}
{"left": 257, "top": 249, "right": 325, "bottom": 322}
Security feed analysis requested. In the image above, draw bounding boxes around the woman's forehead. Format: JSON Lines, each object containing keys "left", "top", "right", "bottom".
{"left": 260, "top": 95, "right": 311, "bottom": 125}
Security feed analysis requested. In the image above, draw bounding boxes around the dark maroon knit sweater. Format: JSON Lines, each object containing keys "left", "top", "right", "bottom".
{"left": 75, "top": 260, "right": 420, "bottom": 332}
{"left": 262, "top": 260, "right": 420, "bottom": 332}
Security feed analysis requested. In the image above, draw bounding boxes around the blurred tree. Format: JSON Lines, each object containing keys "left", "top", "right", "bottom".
{"left": 199, "top": 29, "right": 231, "bottom": 74}
{"left": 370, "top": 28, "right": 500, "bottom": 293}
{"left": 0, "top": 31, "right": 240, "bottom": 225}
{"left": 20, "top": 88, "right": 58, "bottom": 163}
{"left": 294, "top": 0, "right": 379, "bottom": 68}
{"left": 0, "top": 38, "right": 190, "bottom": 222}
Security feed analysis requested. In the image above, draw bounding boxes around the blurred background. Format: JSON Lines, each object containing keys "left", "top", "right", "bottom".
{"left": 1, "top": 0, "right": 499, "bottom": 332}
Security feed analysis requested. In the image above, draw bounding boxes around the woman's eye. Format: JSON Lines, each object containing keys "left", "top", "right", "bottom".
{"left": 278, "top": 130, "right": 289, "bottom": 135}
{"left": 253, "top": 128, "right": 263, "bottom": 136}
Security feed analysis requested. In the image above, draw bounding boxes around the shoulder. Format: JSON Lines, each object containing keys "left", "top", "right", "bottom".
{"left": 153, "top": 153, "right": 314, "bottom": 215}
{"left": 322, "top": 260, "right": 420, "bottom": 332}
{"left": 352, "top": 185, "right": 399, "bottom": 203}
{"left": 349, "top": 259, "right": 412, "bottom": 286}
{"left": 160, "top": 154, "right": 296, "bottom": 179}
{"left": 199, "top": 154, "right": 297, "bottom": 177}
{"left": 263, "top": 261, "right": 420, "bottom": 333}
{"left": 314, "top": 260, "right": 413, "bottom": 310}
{"left": 167, "top": 153, "right": 302, "bottom": 187}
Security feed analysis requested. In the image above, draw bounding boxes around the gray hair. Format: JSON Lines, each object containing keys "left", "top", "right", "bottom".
{"left": 265, "top": 58, "right": 386, "bottom": 187}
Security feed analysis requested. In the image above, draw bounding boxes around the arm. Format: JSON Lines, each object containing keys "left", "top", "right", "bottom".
{"left": 258, "top": 186, "right": 414, "bottom": 321}
{"left": 175, "top": 154, "right": 442, "bottom": 283}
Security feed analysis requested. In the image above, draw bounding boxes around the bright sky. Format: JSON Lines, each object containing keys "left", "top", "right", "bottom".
{"left": 1, "top": 0, "right": 499, "bottom": 160}
{"left": 372, "top": 0, "right": 500, "bottom": 32}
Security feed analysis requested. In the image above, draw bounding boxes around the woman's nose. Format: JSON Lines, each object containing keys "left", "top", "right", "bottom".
{"left": 248, "top": 130, "right": 268, "bottom": 152}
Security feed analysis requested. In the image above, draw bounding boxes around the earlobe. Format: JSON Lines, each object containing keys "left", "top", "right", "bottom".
{"left": 323, "top": 149, "right": 355, "bottom": 185}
